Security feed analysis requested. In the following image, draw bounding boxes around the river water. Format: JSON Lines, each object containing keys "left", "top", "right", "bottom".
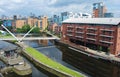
{"left": 0, "top": 40, "right": 88, "bottom": 77}
{"left": 0, "top": 41, "right": 48, "bottom": 77}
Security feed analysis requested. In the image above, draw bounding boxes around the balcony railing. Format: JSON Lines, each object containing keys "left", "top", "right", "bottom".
{"left": 99, "top": 40, "right": 113, "bottom": 44}
{"left": 75, "top": 31, "right": 84, "bottom": 34}
{"left": 87, "top": 28, "right": 97, "bottom": 30}
{"left": 86, "top": 33, "right": 97, "bottom": 36}
{"left": 100, "top": 29, "right": 114, "bottom": 32}
{"left": 66, "top": 34, "right": 73, "bottom": 36}
{"left": 100, "top": 35, "right": 113, "bottom": 38}
{"left": 75, "top": 36, "right": 84, "bottom": 38}
{"left": 67, "top": 30, "right": 74, "bottom": 32}
{"left": 76, "top": 27, "right": 84, "bottom": 29}
{"left": 86, "top": 38, "right": 96, "bottom": 41}
{"left": 67, "top": 26, "right": 73, "bottom": 28}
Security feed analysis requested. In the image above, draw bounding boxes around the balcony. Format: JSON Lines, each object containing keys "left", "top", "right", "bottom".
{"left": 75, "top": 36, "right": 83, "bottom": 38}
{"left": 100, "top": 29, "right": 114, "bottom": 32}
{"left": 76, "top": 27, "right": 84, "bottom": 29}
{"left": 99, "top": 40, "right": 113, "bottom": 44}
{"left": 87, "top": 28, "right": 97, "bottom": 30}
{"left": 66, "top": 34, "right": 73, "bottom": 36}
{"left": 100, "top": 35, "right": 113, "bottom": 38}
{"left": 75, "top": 31, "right": 84, "bottom": 34}
{"left": 67, "top": 26, "right": 73, "bottom": 28}
{"left": 86, "top": 38, "right": 96, "bottom": 41}
{"left": 67, "top": 30, "right": 74, "bottom": 32}
{"left": 86, "top": 33, "right": 97, "bottom": 36}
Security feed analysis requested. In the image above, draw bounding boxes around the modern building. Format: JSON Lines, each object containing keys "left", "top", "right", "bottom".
{"left": 61, "top": 12, "right": 92, "bottom": 21}
{"left": 3, "top": 20, "right": 13, "bottom": 27}
{"left": 104, "top": 13, "right": 114, "bottom": 18}
{"left": 53, "top": 15, "right": 60, "bottom": 24}
{"left": 93, "top": 2, "right": 107, "bottom": 18}
{"left": 61, "top": 12, "right": 69, "bottom": 21}
{"left": 62, "top": 18, "right": 120, "bottom": 56}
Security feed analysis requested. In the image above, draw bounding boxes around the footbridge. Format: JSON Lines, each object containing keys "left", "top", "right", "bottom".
{"left": 0, "top": 24, "right": 60, "bottom": 42}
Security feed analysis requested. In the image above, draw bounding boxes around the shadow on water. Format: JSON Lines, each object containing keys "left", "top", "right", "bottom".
{"left": 0, "top": 41, "right": 49, "bottom": 77}
{"left": 24, "top": 40, "right": 89, "bottom": 77}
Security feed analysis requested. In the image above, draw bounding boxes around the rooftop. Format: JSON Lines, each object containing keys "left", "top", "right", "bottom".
{"left": 2, "top": 47, "right": 17, "bottom": 52}
{"left": 62, "top": 18, "right": 120, "bottom": 25}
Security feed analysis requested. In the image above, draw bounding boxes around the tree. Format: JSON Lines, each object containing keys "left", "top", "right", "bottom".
{"left": 22, "top": 24, "right": 31, "bottom": 33}
{"left": 16, "top": 28, "right": 22, "bottom": 33}
{"left": 106, "top": 47, "right": 110, "bottom": 55}
{"left": 99, "top": 46, "right": 102, "bottom": 52}
{"left": 0, "top": 31, "right": 2, "bottom": 35}
{"left": 0, "top": 20, "right": 3, "bottom": 25}
{"left": 31, "top": 27, "right": 40, "bottom": 33}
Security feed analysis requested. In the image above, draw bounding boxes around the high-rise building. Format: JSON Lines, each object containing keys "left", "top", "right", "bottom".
{"left": 13, "top": 15, "right": 17, "bottom": 20}
{"left": 104, "top": 13, "right": 114, "bottom": 18}
{"left": 61, "top": 12, "right": 69, "bottom": 21}
{"left": 53, "top": 15, "right": 60, "bottom": 24}
{"left": 93, "top": 2, "right": 107, "bottom": 18}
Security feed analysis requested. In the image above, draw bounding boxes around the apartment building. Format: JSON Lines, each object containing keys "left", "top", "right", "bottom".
{"left": 62, "top": 18, "right": 120, "bottom": 56}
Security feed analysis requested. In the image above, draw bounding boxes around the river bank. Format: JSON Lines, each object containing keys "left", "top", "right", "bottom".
{"left": 55, "top": 40, "right": 120, "bottom": 77}
{"left": 17, "top": 42, "right": 84, "bottom": 77}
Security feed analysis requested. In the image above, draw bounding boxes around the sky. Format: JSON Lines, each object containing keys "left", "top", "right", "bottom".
{"left": 0, "top": 0, "right": 120, "bottom": 17}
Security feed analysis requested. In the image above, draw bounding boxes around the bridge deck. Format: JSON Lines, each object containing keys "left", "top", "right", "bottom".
{"left": 0, "top": 37, "right": 60, "bottom": 40}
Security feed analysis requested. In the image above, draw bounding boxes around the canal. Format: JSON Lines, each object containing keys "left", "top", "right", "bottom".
{"left": 2, "top": 39, "right": 119, "bottom": 77}
{"left": 0, "top": 40, "right": 88, "bottom": 77}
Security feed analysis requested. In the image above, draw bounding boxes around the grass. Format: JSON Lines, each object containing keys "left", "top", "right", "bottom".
{"left": 0, "top": 35, "right": 14, "bottom": 38}
{"left": 25, "top": 47, "right": 83, "bottom": 77}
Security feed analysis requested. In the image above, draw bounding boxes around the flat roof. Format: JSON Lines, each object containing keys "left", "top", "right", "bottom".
{"left": 2, "top": 47, "right": 17, "bottom": 52}
{"left": 62, "top": 18, "right": 120, "bottom": 25}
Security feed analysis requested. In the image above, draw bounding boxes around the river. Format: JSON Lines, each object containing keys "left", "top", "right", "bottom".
{"left": 0, "top": 40, "right": 88, "bottom": 77}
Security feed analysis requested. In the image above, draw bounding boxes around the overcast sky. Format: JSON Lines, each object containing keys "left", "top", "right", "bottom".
{"left": 0, "top": 0, "right": 120, "bottom": 17}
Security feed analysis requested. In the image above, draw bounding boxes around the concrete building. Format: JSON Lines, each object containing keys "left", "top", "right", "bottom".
{"left": 61, "top": 12, "right": 92, "bottom": 21}
{"left": 62, "top": 18, "right": 120, "bottom": 56}
{"left": 93, "top": 2, "right": 107, "bottom": 18}
{"left": 104, "top": 13, "right": 114, "bottom": 18}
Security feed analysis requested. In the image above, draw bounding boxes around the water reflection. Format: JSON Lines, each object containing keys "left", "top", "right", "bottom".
{"left": 24, "top": 40, "right": 88, "bottom": 76}
{"left": 0, "top": 41, "right": 48, "bottom": 77}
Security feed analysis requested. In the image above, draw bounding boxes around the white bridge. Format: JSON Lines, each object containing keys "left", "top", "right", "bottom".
{"left": 0, "top": 24, "right": 60, "bottom": 42}
{"left": 0, "top": 37, "right": 60, "bottom": 40}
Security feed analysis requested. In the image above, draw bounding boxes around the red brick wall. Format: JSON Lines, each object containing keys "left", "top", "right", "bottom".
{"left": 62, "top": 23, "right": 119, "bottom": 55}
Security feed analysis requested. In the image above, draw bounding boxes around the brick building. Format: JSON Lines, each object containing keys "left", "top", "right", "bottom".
{"left": 62, "top": 18, "right": 120, "bottom": 56}
{"left": 16, "top": 19, "right": 26, "bottom": 28}
{"left": 93, "top": 2, "right": 107, "bottom": 18}
{"left": 15, "top": 16, "right": 48, "bottom": 31}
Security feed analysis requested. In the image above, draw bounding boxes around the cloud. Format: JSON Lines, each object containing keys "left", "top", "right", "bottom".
{"left": 0, "top": 0, "right": 119, "bottom": 17}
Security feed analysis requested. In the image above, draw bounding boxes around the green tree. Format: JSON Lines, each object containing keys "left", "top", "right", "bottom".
{"left": 6, "top": 26, "right": 12, "bottom": 31}
{"left": 0, "top": 31, "right": 2, "bottom": 35}
{"left": 31, "top": 27, "right": 40, "bottom": 33}
{"left": 0, "top": 20, "right": 3, "bottom": 25}
{"left": 99, "top": 46, "right": 102, "bottom": 52}
{"left": 16, "top": 28, "right": 22, "bottom": 33}
{"left": 22, "top": 24, "right": 31, "bottom": 33}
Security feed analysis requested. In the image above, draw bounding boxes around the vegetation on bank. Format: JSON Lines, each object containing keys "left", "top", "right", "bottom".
{"left": 0, "top": 32, "right": 13, "bottom": 38}
{"left": 16, "top": 24, "right": 40, "bottom": 33}
{"left": 25, "top": 47, "right": 83, "bottom": 77}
